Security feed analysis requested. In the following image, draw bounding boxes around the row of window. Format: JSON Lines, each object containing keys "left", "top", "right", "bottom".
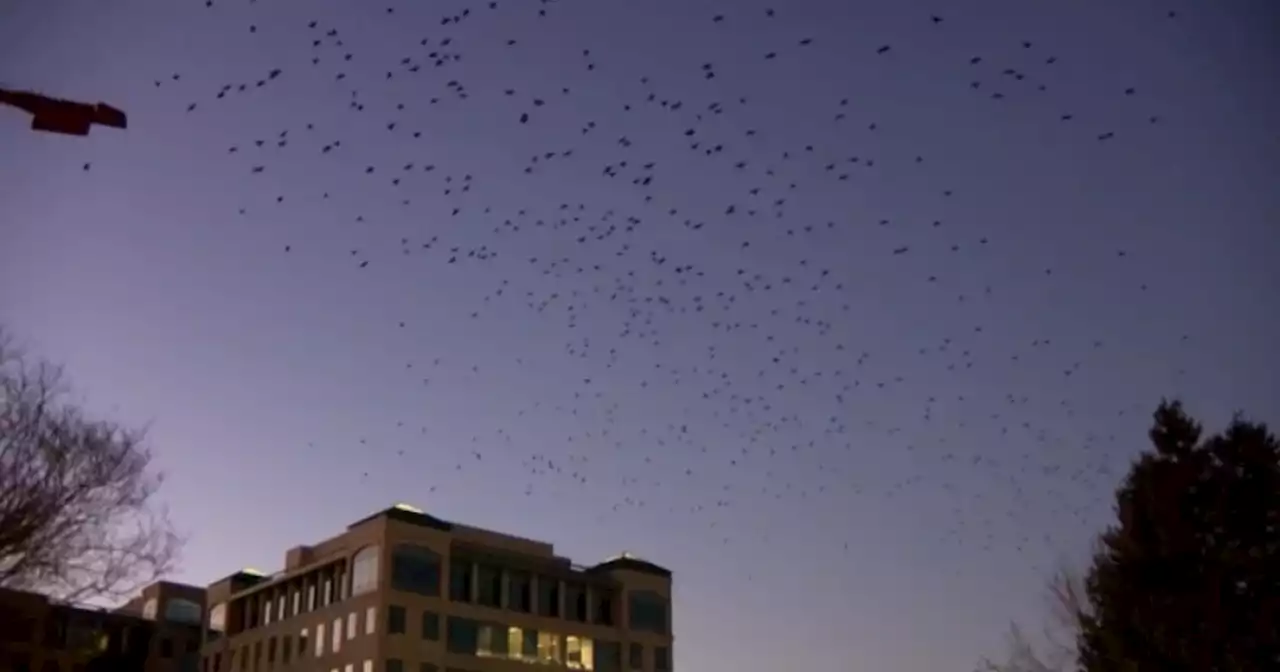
{"left": 219, "top": 544, "right": 668, "bottom": 637}
{"left": 440, "top": 616, "right": 669, "bottom": 671}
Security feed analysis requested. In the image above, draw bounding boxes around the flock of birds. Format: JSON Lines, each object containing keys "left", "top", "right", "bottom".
{"left": 116, "top": 0, "right": 1207, "bottom": 602}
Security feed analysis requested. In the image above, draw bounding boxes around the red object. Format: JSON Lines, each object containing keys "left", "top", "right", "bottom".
{"left": 0, "top": 87, "right": 127, "bottom": 136}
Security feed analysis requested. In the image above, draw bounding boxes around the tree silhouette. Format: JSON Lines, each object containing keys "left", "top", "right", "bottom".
{"left": 1077, "top": 400, "right": 1280, "bottom": 671}
{"left": 0, "top": 327, "right": 180, "bottom": 603}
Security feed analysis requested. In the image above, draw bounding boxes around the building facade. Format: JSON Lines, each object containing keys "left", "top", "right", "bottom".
{"left": 0, "top": 581, "right": 204, "bottom": 672}
{"left": 201, "top": 504, "right": 673, "bottom": 672}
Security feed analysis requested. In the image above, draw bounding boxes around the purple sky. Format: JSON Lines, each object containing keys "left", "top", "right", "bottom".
{"left": 2, "top": 0, "right": 1278, "bottom": 669}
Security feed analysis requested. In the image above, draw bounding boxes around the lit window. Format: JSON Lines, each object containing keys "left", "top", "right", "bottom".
{"left": 277, "top": 595, "right": 286, "bottom": 620}
{"left": 263, "top": 600, "right": 272, "bottom": 625}
{"left": 332, "top": 618, "right": 342, "bottom": 652}
{"left": 365, "top": 606, "right": 376, "bottom": 635}
{"left": 477, "top": 623, "right": 509, "bottom": 657}
{"left": 347, "top": 612, "right": 357, "bottom": 640}
{"left": 345, "top": 664, "right": 354, "bottom": 672}
{"left": 389, "top": 544, "right": 441, "bottom": 596}
{"left": 323, "top": 578, "right": 333, "bottom": 606}
{"left": 363, "top": 661, "right": 373, "bottom": 672}
{"left": 566, "top": 635, "right": 594, "bottom": 670}
{"left": 350, "top": 546, "right": 381, "bottom": 596}
{"left": 507, "top": 627, "right": 523, "bottom": 660}
{"left": 315, "top": 623, "right": 325, "bottom": 657}
{"left": 537, "top": 632, "right": 561, "bottom": 664}
{"left": 307, "top": 585, "right": 316, "bottom": 611}
{"left": 142, "top": 598, "right": 159, "bottom": 620}
{"left": 209, "top": 604, "right": 227, "bottom": 632}
{"left": 291, "top": 591, "right": 300, "bottom": 616}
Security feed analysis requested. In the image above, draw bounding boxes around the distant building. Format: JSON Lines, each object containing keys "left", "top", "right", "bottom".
{"left": 0, "top": 580, "right": 205, "bottom": 672}
{"left": 203, "top": 503, "right": 673, "bottom": 672}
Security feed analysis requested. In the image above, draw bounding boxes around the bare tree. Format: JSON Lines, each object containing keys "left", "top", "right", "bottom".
{"left": 976, "top": 563, "right": 1091, "bottom": 672}
{"left": 0, "top": 328, "right": 181, "bottom": 603}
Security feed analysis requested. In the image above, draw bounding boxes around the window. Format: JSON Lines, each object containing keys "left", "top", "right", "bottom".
{"left": 345, "top": 665, "right": 353, "bottom": 672}
{"left": 565, "top": 583, "right": 588, "bottom": 622}
{"left": 508, "top": 571, "right": 532, "bottom": 612}
{"left": 350, "top": 546, "right": 381, "bottom": 596}
{"left": 477, "top": 623, "right": 508, "bottom": 657}
{"left": 282, "top": 636, "right": 291, "bottom": 664}
{"left": 276, "top": 595, "right": 285, "bottom": 621}
{"left": 390, "top": 544, "right": 441, "bottom": 596}
{"left": 594, "top": 641, "right": 621, "bottom": 672}
{"left": 514, "top": 627, "right": 538, "bottom": 661}
{"left": 347, "top": 612, "right": 357, "bottom": 640}
{"left": 263, "top": 599, "right": 272, "bottom": 625}
{"left": 477, "top": 564, "right": 502, "bottom": 608}
{"left": 161, "top": 638, "right": 174, "bottom": 658}
{"left": 628, "top": 591, "right": 667, "bottom": 634}
{"left": 363, "top": 662, "right": 373, "bottom": 672}
{"left": 654, "top": 646, "right": 669, "bottom": 670}
{"left": 537, "top": 632, "right": 561, "bottom": 664}
{"left": 537, "top": 577, "right": 560, "bottom": 617}
{"left": 385, "top": 661, "right": 403, "bottom": 672}
{"left": 142, "top": 598, "right": 159, "bottom": 620}
{"left": 420, "top": 611, "right": 440, "bottom": 640}
{"left": 446, "top": 617, "right": 478, "bottom": 654}
{"left": 209, "top": 603, "right": 227, "bottom": 636}
{"left": 629, "top": 643, "right": 643, "bottom": 669}
{"left": 253, "top": 641, "right": 262, "bottom": 667}
{"left": 594, "top": 591, "right": 615, "bottom": 626}
{"left": 332, "top": 618, "right": 342, "bottom": 652}
{"left": 449, "top": 561, "right": 473, "bottom": 602}
{"left": 419, "top": 665, "right": 437, "bottom": 672}
{"left": 298, "top": 628, "right": 308, "bottom": 658}
{"left": 267, "top": 637, "right": 276, "bottom": 664}
{"left": 388, "top": 606, "right": 406, "bottom": 634}
{"left": 365, "top": 606, "right": 376, "bottom": 635}
{"left": 315, "top": 623, "right": 325, "bottom": 657}
{"left": 291, "top": 590, "right": 300, "bottom": 616}
{"left": 323, "top": 578, "right": 332, "bottom": 606}
{"left": 307, "top": 585, "right": 316, "bottom": 611}
{"left": 566, "top": 636, "right": 594, "bottom": 670}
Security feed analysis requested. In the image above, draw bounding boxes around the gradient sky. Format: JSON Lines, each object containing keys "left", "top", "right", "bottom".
{"left": 2, "top": 0, "right": 1278, "bottom": 670}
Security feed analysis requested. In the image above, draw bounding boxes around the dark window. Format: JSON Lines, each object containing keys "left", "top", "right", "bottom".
{"left": 388, "top": 605, "right": 406, "bottom": 634}
{"left": 507, "top": 571, "right": 532, "bottom": 612}
{"left": 186, "top": 638, "right": 199, "bottom": 654}
{"left": 536, "top": 576, "right": 560, "bottom": 617}
{"left": 421, "top": 611, "right": 440, "bottom": 640}
{"left": 594, "top": 591, "right": 615, "bottom": 626}
{"left": 565, "top": 583, "right": 588, "bottom": 622}
{"left": 521, "top": 629, "right": 537, "bottom": 658}
{"left": 390, "top": 544, "right": 441, "bottom": 596}
{"left": 593, "top": 640, "right": 622, "bottom": 672}
{"left": 628, "top": 591, "right": 667, "bottom": 634}
{"left": 385, "top": 660, "right": 403, "bottom": 672}
{"left": 629, "top": 643, "right": 643, "bottom": 669}
{"left": 654, "top": 646, "right": 670, "bottom": 671}
{"left": 161, "top": 638, "right": 174, "bottom": 658}
{"left": 476, "top": 564, "right": 502, "bottom": 608}
{"left": 446, "top": 617, "right": 478, "bottom": 654}
{"left": 419, "top": 665, "right": 438, "bottom": 672}
{"left": 449, "top": 561, "right": 473, "bottom": 602}
{"left": 297, "top": 631, "right": 307, "bottom": 657}
{"left": 267, "top": 637, "right": 276, "bottom": 663}
{"left": 281, "top": 636, "right": 291, "bottom": 664}
{"left": 253, "top": 640, "right": 262, "bottom": 666}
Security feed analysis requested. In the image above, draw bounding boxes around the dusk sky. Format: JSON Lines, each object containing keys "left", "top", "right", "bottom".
{"left": 2, "top": 0, "right": 1278, "bottom": 669}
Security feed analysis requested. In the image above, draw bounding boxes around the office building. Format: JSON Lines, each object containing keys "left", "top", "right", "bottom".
{"left": 0, "top": 580, "right": 205, "bottom": 672}
{"left": 202, "top": 503, "right": 673, "bottom": 672}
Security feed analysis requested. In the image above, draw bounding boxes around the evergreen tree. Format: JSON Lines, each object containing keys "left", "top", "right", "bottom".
{"left": 1077, "top": 400, "right": 1280, "bottom": 671}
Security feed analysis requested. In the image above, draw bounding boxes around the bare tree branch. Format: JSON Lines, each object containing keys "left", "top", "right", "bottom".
{"left": 0, "top": 327, "right": 182, "bottom": 603}
{"left": 975, "top": 562, "right": 1090, "bottom": 672}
